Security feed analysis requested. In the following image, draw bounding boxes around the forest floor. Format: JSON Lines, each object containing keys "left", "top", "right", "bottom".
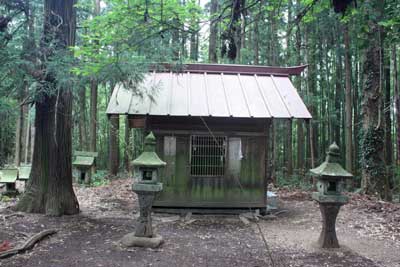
{"left": 0, "top": 178, "right": 400, "bottom": 267}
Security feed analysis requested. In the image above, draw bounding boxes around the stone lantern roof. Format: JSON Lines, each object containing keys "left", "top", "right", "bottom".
{"left": 310, "top": 142, "right": 353, "bottom": 179}
{"left": 132, "top": 132, "right": 166, "bottom": 167}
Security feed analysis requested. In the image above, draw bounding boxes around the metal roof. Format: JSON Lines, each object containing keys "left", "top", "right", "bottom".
{"left": 106, "top": 66, "right": 312, "bottom": 119}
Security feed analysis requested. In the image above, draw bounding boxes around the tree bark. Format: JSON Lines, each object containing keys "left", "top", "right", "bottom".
{"left": 253, "top": 15, "right": 259, "bottom": 64}
{"left": 208, "top": 0, "right": 218, "bottom": 63}
{"left": 109, "top": 114, "right": 120, "bottom": 176}
{"left": 78, "top": 86, "right": 87, "bottom": 150}
{"left": 14, "top": 97, "right": 23, "bottom": 166}
{"left": 286, "top": 119, "right": 293, "bottom": 176}
{"left": 344, "top": 23, "right": 353, "bottom": 180}
{"left": 295, "top": 21, "right": 304, "bottom": 175}
{"left": 383, "top": 39, "right": 393, "bottom": 191}
{"left": 89, "top": 0, "right": 100, "bottom": 175}
{"left": 393, "top": 45, "right": 400, "bottom": 165}
{"left": 124, "top": 116, "right": 131, "bottom": 172}
{"left": 334, "top": 38, "right": 342, "bottom": 146}
{"left": 16, "top": 0, "right": 79, "bottom": 216}
{"left": 24, "top": 107, "right": 31, "bottom": 164}
{"left": 360, "top": 0, "right": 389, "bottom": 200}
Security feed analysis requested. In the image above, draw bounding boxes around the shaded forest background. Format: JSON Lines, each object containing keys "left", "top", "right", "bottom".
{"left": 1, "top": 0, "right": 400, "bottom": 201}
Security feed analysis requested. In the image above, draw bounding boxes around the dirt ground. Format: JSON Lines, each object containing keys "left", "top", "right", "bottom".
{"left": 1, "top": 178, "right": 399, "bottom": 267}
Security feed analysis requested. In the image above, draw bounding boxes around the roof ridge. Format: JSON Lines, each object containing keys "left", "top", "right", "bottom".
{"left": 149, "top": 63, "right": 308, "bottom": 76}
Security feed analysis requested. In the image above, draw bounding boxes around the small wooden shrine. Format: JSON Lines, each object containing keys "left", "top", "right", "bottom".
{"left": 107, "top": 63, "right": 311, "bottom": 212}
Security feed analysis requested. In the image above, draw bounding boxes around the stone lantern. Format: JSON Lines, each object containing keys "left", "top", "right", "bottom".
{"left": 310, "top": 142, "right": 353, "bottom": 248}
{"left": 121, "top": 132, "right": 166, "bottom": 248}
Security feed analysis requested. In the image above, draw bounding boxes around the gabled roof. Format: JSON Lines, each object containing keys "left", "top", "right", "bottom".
{"left": 106, "top": 64, "right": 312, "bottom": 119}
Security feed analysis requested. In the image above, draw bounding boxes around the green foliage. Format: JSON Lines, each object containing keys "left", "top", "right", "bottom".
{"left": 74, "top": 0, "right": 202, "bottom": 79}
{"left": 276, "top": 171, "right": 313, "bottom": 190}
{"left": 393, "top": 166, "right": 400, "bottom": 194}
{"left": 91, "top": 170, "right": 110, "bottom": 187}
{"left": 0, "top": 98, "right": 17, "bottom": 166}
{"left": 0, "top": 195, "right": 12, "bottom": 202}
{"left": 360, "top": 127, "right": 386, "bottom": 178}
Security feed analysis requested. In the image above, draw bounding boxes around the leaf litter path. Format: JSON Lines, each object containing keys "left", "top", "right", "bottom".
{"left": 0, "top": 178, "right": 399, "bottom": 267}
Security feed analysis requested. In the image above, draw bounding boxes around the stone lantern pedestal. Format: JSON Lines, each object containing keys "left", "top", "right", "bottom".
{"left": 120, "top": 132, "right": 166, "bottom": 249}
{"left": 310, "top": 143, "right": 353, "bottom": 249}
{"left": 133, "top": 184, "right": 162, "bottom": 238}
{"left": 312, "top": 195, "right": 348, "bottom": 248}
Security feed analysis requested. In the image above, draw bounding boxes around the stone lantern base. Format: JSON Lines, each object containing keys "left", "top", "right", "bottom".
{"left": 120, "top": 183, "right": 163, "bottom": 248}
{"left": 317, "top": 203, "right": 342, "bottom": 248}
{"left": 120, "top": 233, "right": 163, "bottom": 249}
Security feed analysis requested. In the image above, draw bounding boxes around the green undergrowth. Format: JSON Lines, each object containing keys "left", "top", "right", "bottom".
{"left": 275, "top": 171, "right": 313, "bottom": 191}
{"left": 81, "top": 170, "right": 132, "bottom": 187}
{"left": 0, "top": 195, "right": 11, "bottom": 202}
{"left": 91, "top": 170, "right": 110, "bottom": 187}
{"left": 393, "top": 166, "right": 400, "bottom": 198}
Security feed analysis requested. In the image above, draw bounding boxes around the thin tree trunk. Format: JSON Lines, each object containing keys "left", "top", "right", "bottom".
{"left": 309, "top": 119, "right": 315, "bottom": 168}
{"left": 287, "top": 119, "right": 293, "bottom": 176}
{"left": 208, "top": 0, "right": 218, "bottom": 63}
{"left": 24, "top": 108, "right": 31, "bottom": 164}
{"left": 14, "top": 99, "right": 23, "bottom": 166}
{"left": 109, "top": 115, "right": 120, "bottom": 175}
{"left": 344, "top": 24, "right": 353, "bottom": 181}
{"left": 253, "top": 9, "right": 259, "bottom": 65}
{"left": 295, "top": 21, "right": 304, "bottom": 175}
{"left": 89, "top": 79, "right": 97, "bottom": 172}
{"left": 89, "top": 0, "right": 100, "bottom": 177}
{"left": 124, "top": 116, "right": 131, "bottom": 172}
{"left": 384, "top": 41, "right": 393, "bottom": 191}
{"left": 353, "top": 55, "right": 361, "bottom": 175}
{"left": 270, "top": 121, "right": 276, "bottom": 183}
{"left": 334, "top": 43, "right": 342, "bottom": 145}
{"left": 78, "top": 86, "right": 87, "bottom": 150}
{"left": 393, "top": 45, "right": 400, "bottom": 165}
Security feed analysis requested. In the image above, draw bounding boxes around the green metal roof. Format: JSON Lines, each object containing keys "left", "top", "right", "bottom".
{"left": 106, "top": 64, "right": 312, "bottom": 119}
{"left": 18, "top": 165, "right": 31, "bottom": 180}
{"left": 0, "top": 169, "right": 18, "bottom": 183}
{"left": 74, "top": 151, "right": 98, "bottom": 157}
{"left": 73, "top": 156, "right": 95, "bottom": 167}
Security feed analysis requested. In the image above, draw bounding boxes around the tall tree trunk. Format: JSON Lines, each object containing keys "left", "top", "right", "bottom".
{"left": 14, "top": 97, "right": 24, "bottom": 166}
{"left": 16, "top": 0, "right": 79, "bottom": 216}
{"left": 360, "top": 0, "right": 389, "bottom": 200}
{"left": 344, "top": 23, "right": 353, "bottom": 180}
{"left": 24, "top": 107, "right": 31, "bottom": 164}
{"left": 270, "top": 121, "right": 277, "bottom": 184}
{"left": 253, "top": 13, "right": 259, "bottom": 64}
{"left": 295, "top": 21, "right": 304, "bottom": 175}
{"left": 89, "top": 0, "right": 100, "bottom": 176}
{"left": 305, "top": 24, "right": 317, "bottom": 169}
{"left": 109, "top": 115, "right": 120, "bottom": 175}
{"left": 208, "top": 0, "right": 218, "bottom": 63}
{"left": 334, "top": 41, "right": 342, "bottom": 145}
{"left": 286, "top": 119, "right": 293, "bottom": 176}
{"left": 383, "top": 40, "right": 393, "bottom": 191}
{"left": 353, "top": 53, "right": 361, "bottom": 175}
{"left": 78, "top": 86, "right": 87, "bottom": 150}
{"left": 124, "top": 116, "right": 131, "bottom": 172}
{"left": 393, "top": 45, "right": 400, "bottom": 165}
